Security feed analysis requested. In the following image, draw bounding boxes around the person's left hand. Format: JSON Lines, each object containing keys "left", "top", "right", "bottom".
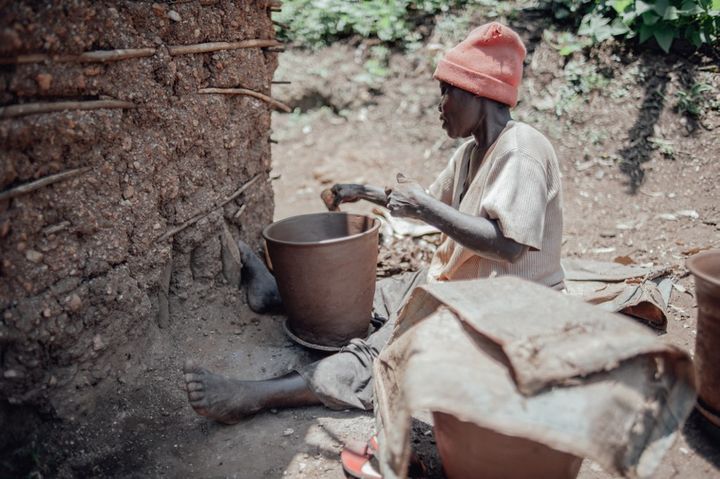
{"left": 385, "top": 173, "right": 428, "bottom": 219}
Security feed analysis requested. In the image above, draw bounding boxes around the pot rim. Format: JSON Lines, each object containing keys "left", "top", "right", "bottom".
{"left": 686, "top": 249, "right": 720, "bottom": 288}
{"left": 262, "top": 212, "right": 380, "bottom": 247}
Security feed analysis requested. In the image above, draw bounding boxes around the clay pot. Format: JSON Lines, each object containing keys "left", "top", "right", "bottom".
{"left": 263, "top": 212, "right": 379, "bottom": 348}
{"left": 432, "top": 412, "right": 582, "bottom": 479}
{"left": 687, "top": 249, "right": 720, "bottom": 427}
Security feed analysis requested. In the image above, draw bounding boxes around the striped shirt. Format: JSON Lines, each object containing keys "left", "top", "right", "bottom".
{"left": 427, "top": 120, "right": 565, "bottom": 289}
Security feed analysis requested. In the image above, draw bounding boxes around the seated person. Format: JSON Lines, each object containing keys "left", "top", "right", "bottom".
{"left": 183, "top": 21, "right": 564, "bottom": 425}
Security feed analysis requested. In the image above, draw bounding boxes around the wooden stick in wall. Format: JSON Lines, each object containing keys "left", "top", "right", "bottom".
{"left": 198, "top": 87, "right": 291, "bottom": 113}
{"left": 155, "top": 174, "right": 261, "bottom": 243}
{"left": 0, "top": 39, "right": 282, "bottom": 65}
{"left": 167, "top": 39, "right": 281, "bottom": 56}
{"left": 0, "top": 99, "right": 136, "bottom": 119}
{"left": 0, "top": 167, "right": 92, "bottom": 202}
{"left": 0, "top": 48, "right": 156, "bottom": 65}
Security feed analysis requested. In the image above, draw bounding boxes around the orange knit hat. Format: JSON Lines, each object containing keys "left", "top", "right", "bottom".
{"left": 433, "top": 22, "right": 526, "bottom": 107}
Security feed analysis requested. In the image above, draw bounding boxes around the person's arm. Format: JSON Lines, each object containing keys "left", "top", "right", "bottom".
{"left": 322, "top": 183, "right": 388, "bottom": 210}
{"left": 386, "top": 174, "right": 527, "bottom": 263}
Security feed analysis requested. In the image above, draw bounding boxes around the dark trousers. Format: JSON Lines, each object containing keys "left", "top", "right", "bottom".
{"left": 297, "top": 269, "right": 427, "bottom": 410}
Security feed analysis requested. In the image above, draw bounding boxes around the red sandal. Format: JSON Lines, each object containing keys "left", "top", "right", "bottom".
{"left": 341, "top": 435, "right": 382, "bottom": 479}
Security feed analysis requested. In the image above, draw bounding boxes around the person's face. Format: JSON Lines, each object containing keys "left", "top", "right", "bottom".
{"left": 438, "top": 82, "right": 483, "bottom": 139}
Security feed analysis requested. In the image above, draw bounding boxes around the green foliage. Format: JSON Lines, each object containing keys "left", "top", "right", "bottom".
{"left": 544, "top": 0, "right": 720, "bottom": 53}
{"left": 275, "top": 0, "right": 471, "bottom": 48}
{"left": 543, "top": 30, "right": 592, "bottom": 55}
{"left": 674, "top": 82, "right": 715, "bottom": 117}
{"left": 546, "top": 0, "right": 597, "bottom": 20}
{"left": 648, "top": 136, "right": 675, "bottom": 158}
{"left": 555, "top": 58, "right": 611, "bottom": 115}
{"left": 433, "top": 9, "right": 473, "bottom": 45}
{"left": 356, "top": 45, "right": 392, "bottom": 84}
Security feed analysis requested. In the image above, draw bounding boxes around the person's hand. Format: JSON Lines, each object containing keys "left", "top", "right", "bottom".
{"left": 320, "top": 184, "right": 365, "bottom": 211}
{"left": 385, "top": 173, "right": 427, "bottom": 219}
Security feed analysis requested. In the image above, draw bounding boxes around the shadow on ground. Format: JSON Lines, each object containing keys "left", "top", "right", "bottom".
{"left": 684, "top": 409, "right": 720, "bottom": 470}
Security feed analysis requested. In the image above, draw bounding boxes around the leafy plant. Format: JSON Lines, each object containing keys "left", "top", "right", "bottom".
{"left": 543, "top": 30, "right": 592, "bottom": 55}
{"left": 433, "top": 9, "right": 473, "bottom": 45}
{"left": 546, "top": 0, "right": 598, "bottom": 20}
{"left": 543, "top": 0, "right": 720, "bottom": 53}
{"left": 555, "top": 59, "right": 611, "bottom": 115}
{"left": 357, "top": 45, "right": 392, "bottom": 83}
{"left": 674, "top": 82, "right": 714, "bottom": 117}
{"left": 611, "top": 0, "right": 720, "bottom": 52}
{"left": 648, "top": 136, "right": 675, "bottom": 157}
{"left": 275, "top": 0, "right": 472, "bottom": 48}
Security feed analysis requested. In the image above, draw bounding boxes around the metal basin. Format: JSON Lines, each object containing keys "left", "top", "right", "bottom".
{"left": 433, "top": 412, "right": 582, "bottom": 479}
{"left": 687, "top": 249, "right": 720, "bottom": 427}
{"left": 263, "top": 212, "right": 379, "bottom": 349}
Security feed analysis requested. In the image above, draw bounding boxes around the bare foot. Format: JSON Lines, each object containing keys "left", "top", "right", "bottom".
{"left": 183, "top": 360, "right": 264, "bottom": 424}
{"left": 236, "top": 240, "right": 283, "bottom": 314}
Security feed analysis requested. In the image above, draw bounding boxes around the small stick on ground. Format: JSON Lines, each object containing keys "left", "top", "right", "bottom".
{"left": 0, "top": 167, "right": 92, "bottom": 202}
{"left": 271, "top": 80, "right": 292, "bottom": 84}
{"left": 156, "top": 174, "right": 260, "bottom": 243}
{"left": 168, "top": 39, "right": 281, "bottom": 56}
{"left": 198, "top": 87, "right": 291, "bottom": 113}
{"left": 0, "top": 100, "right": 136, "bottom": 119}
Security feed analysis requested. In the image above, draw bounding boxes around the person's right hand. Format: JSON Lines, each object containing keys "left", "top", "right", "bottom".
{"left": 322, "top": 184, "right": 365, "bottom": 211}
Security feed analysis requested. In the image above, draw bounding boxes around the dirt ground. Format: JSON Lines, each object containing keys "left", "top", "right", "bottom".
{"left": 7, "top": 8, "right": 720, "bottom": 479}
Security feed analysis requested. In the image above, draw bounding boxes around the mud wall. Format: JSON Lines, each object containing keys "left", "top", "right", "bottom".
{"left": 0, "top": 0, "right": 278, "bottom": 418}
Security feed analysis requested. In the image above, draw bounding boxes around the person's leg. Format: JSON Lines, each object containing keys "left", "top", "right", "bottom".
{"left": 183, "top": 268, "right": 427, "bottom": 421}
{"left": 236, "top": 240, "right": 283, "bottom": 314}
{"left": 183, "top": 360, "right": 321, "bottom": 424}
{"left": 298, "top": 269, "right": 428, "bottom": 411}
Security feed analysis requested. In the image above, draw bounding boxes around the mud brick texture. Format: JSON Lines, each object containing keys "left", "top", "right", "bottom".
{"left": 0, "top": 0, "right": 277, "bottom": 418}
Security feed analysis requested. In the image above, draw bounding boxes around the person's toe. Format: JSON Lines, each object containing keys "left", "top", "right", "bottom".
{"left": 236, "top": 240, "right": 251, "bottom": 253}
{"left": 183, "top": 359, "right": 196, "bottom": 372}
{"left": 186, "top": 381, "right": 204, "bottom": 392}
{"left": 188, "top": 390, "right": 205, "bottom": 401}
{"left": 236, "top": 240, "right": 255, "bottom": 261}
{"left": 185, "top": 371, "right": 208, "bottom": 383}
{"left": 184, "top": 359, "right": 209, "bottom": 375}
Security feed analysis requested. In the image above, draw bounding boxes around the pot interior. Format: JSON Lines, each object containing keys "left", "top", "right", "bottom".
{"left": 264, "top": 212, "right": 377, "bottom": 244}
